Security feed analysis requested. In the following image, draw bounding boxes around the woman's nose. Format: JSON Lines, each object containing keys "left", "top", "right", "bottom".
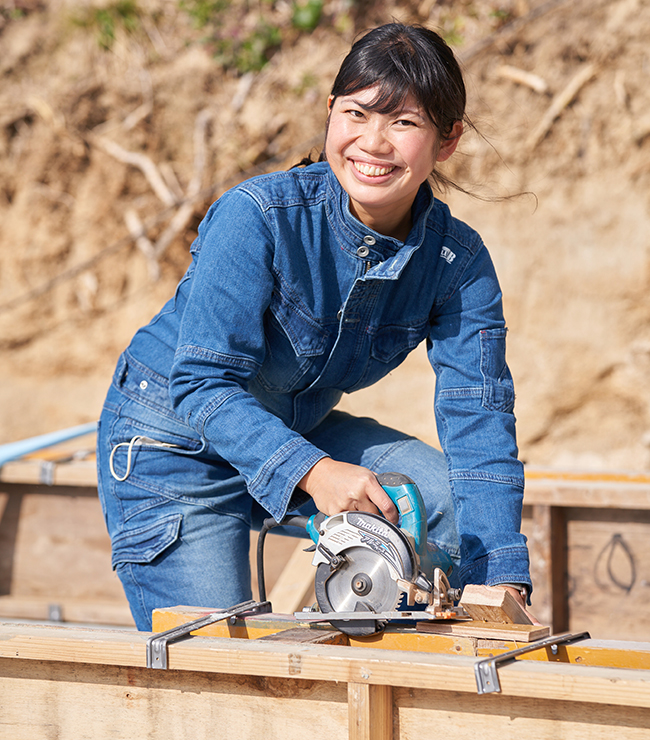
{"left": 358, "top": 121, "right": 391, "bottom": 154}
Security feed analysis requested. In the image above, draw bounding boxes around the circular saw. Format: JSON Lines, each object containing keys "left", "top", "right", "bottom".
{"left": 298, "top": 472, "right": 463, "bottom": 635}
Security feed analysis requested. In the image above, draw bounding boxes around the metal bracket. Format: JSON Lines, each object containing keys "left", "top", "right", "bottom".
{"left": 474, "top": 630, "right": 591, "bottom": 694}
{"left": 146, "top": 600, "right": 272, "bottom": 669}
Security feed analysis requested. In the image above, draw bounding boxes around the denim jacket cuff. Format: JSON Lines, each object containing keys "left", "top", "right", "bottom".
{"left": 459, "top": 545, "right": 532, "bottom": 595}
{"left": 248, "top": 438, "right": 329, "bottom": 522}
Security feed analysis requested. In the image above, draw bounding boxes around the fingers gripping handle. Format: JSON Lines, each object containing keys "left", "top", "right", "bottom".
{"left": 376, "top": 473, "right": 453, "bottom": 577}
{"left": 375, "top": 472, "right": 428, "bottom": 557}
{"left": 305, "top": 473, "right": 427, "bottom": 551}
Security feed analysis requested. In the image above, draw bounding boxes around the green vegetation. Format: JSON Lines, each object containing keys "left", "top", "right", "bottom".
{"left": 177, "top": 0, "right": 327, "bottom": 75}
{"left": 213, "top": 22, "right": 283, "bottom": 74}
{"left": 291, "top": 0, "right": 323, "bottom": 32}
{"left": 70, "top": 0, "right": 141, "bottom": 50}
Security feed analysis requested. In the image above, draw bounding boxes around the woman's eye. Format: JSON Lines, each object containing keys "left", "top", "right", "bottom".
{"left": 347, "top": 109, "right": 365, "bottom": 118}
{"left": 396, "top": 119, "right": 417, "bottom": 127}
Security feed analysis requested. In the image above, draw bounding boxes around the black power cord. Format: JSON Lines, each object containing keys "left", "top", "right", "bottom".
{"left": 256, "top": 515, "right": 312, "bottom": 603}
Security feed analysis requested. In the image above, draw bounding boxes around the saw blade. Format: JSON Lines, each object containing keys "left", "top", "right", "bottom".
{"left": 315, "top": 546, "right": 402, "bottom": 615}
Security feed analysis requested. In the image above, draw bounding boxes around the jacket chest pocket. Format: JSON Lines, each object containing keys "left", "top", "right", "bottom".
{"left": 370, "top": 320, "right": 430, "bottom": 363}
{"left": 256, "top": 291, "right": 329, "bottom": 393}
{"left": 348, "top": 320, "right": 430, "bottom": 392}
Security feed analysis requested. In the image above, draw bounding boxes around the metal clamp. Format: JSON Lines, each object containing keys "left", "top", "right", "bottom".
{"left": 474, "top": 630, "right": 591, "bottom": 694}
{"left": 146, "top": 599, "right": 272, "bottom": 669}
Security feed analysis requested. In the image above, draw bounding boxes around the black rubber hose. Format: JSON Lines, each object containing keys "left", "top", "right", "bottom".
{"left": 256, "top": 515, "right": 310, "bottom": 603}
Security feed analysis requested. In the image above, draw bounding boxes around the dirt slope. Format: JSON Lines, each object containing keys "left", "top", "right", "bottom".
{"left": 1, "top": 0, "right": 650, "bottom": 473}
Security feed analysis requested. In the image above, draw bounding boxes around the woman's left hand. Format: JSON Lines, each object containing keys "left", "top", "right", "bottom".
{"left": 499, "top": 585, "right": 543, "bottom": 625}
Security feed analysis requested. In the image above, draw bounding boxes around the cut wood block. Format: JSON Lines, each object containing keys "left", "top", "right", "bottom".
{"left": 416, "top": 620, "right": 550, "bottom": 642}
{"left": 460, "top": 585, "right": 533, "bottom": 624}
{"left": 258, "top": 627, "right": 347, "bottom": 645}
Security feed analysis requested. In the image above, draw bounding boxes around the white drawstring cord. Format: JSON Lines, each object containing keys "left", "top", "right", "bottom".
{"left": 109, "top": 435, "right": 144, "bottom": 482}
{"left": 109, "top": 435, "right": 184, "bottom": 482}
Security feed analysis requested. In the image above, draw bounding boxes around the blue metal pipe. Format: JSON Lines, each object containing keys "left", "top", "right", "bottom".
{"left": 0, "top": 422, "right": 98, "bottom": 468}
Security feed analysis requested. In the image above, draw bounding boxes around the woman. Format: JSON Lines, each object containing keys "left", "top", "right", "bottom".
{"left": 98, "top": 22, "right": 533, "bottom": 630}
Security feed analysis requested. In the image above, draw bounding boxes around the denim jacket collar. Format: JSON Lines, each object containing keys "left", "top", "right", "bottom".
{"left": 325, "top": 165, "right": 435, "bottom": 280}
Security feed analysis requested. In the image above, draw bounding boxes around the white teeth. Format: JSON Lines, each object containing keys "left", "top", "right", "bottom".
{"left": 354, "top": 162, "right": 395, "bottom": 177}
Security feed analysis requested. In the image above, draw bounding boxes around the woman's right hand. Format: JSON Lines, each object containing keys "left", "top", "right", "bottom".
{"left": 298, "top": 458, "right": 399, "bottom": 524}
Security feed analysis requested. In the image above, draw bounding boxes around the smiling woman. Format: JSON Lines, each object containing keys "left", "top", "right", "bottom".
{"left": 96, "top": 22, "right": 535, "bottom": 631}
{"left": 325, "top": 89, "right": 461, "bottom": 239}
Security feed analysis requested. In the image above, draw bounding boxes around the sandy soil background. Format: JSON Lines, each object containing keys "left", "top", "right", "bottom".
{"left": 1, "top": 0, "right": 650, "bottom": 475}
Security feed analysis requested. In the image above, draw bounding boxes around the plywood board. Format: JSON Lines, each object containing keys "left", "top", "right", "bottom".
{"left": 0, "top": 657, "right": 348, "bottom": 740}
{"left": 417, "top": 620, "right": 549, "bottom": 642}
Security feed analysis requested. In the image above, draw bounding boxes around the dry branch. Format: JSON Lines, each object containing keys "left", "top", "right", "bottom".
{"left": 153, "top": 108, "right": 212, "bottom": 259}
{"left": 527, "top": 63, "right": 596, "bottom": 150}
{"left": 124, "top": 208, "right": 160, "bottom": 281}
{"left": 92, "top": 135, "right": 178, "bottom": 207}
{"left": 497, "top": 64, "right": 548, "bottom": 94}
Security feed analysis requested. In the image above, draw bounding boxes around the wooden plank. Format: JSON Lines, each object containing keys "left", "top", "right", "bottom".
{"left": 416, "top": 620, "right": 549, "bottom": 642}
{"left": 0, "top": 656, "right": 348, "bottom": 740}
{"left": 528, "top": 504, "right": 569, "bottom": 631}
{"left": 0, "top": 595, "right": 133, "bottom": 625}
{"left": 394, "top": 685, "right": 650, "bottom": 739}
{"left": 0, "top": 489, "right": 124, "bottom": 602}
{"left": 524, "top": 471, "right": 650, "bottom": 510}
{"left": 348, "top": 682, "right": 393, "bottom": 740}
{"left": 3, "top": 458, "right": 650, "bottom": 505}
{"left": 2, "top": 654, "right": 650, "bottom": 740}
{"left": 1, "top": 624, "right": 650, "bottom": 708}
{"left": 565, "top": 512, "right": 650, "bottom": 641}
{"left": 152, "top": 605, "right": 314, "bottom": 639}
{"left": 258, "top": 627, "right": 347, "bottom": 645}
{"left": 0, "top": 459, "right": 98, "bottom": 487}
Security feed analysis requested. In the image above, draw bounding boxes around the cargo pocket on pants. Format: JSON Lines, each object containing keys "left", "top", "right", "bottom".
{"left": 111, "top": 512, "right": 182, "bottom": 570}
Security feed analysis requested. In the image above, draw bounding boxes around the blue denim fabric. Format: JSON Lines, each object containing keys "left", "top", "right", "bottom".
{"left": 97, "top": 355, "right": 459, "bottom": 629}
{"left": 98, "top": 161, "right": 531, "bottom": 628}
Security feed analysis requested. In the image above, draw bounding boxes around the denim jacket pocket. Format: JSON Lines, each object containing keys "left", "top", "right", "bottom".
{"left": 371, "top": 321, "right": 429, "bottom": 363}
{"left": 347, "top": 321, "right": 429, "bottom": 392}
{"left": 256, "top": 289, "right": 328, "bottom": 393}
{"left": 480, "top": 328, "right": 515, "bottom": 413}
{"left": 111, "top": 512, "right": 182, "bottom": 569}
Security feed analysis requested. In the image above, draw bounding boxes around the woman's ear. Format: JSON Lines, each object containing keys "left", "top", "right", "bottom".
{"left": 327, "top": 95, "right": 336, "bottom": 112}
{"left": 436, "top": 120, "right": 463, "bottom": 162}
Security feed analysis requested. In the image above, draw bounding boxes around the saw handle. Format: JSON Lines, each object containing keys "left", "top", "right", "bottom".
{"left": 304, "top": 473, "right": 426, "bottom": 553}
{"left": 376, "top": 473, "right": 453, "bottom": 576}
{"left": 375, "top": 472, "right": 427, "bottom": 556}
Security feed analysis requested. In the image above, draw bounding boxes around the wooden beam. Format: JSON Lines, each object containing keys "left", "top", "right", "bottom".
{"left": 0, "top": 459, "right": 97, "bottom": 487}
{"left": 0, "top": 595, "right": 133, "bottom": 625}
{"left": 1, "top": 624, "right": 650, "bottom": 708}
{"left": 417, "top": 620, "right": 549, "bottom": 642}
{"left": 348, "top": 682, "right": 392, "bottom": 740}
{"left": 524, "top": 471, "right": 650, "bottom": 509}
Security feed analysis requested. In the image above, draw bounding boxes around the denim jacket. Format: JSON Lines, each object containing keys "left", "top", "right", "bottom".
{"left": 126, "top": 161, "right": 530, "bottom": 588}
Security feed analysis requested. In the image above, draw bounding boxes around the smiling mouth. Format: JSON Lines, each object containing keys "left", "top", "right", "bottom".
{"left": 353, "top": 161, "right": 396, "bottom": 177}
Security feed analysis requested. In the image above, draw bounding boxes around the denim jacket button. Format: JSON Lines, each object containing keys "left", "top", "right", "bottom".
{"left": 337, "top": 309, "right": 343, "bottom": 321}
{"left": 357, "top": 245, "right": 370, "bottom": 258}
{"left": 363, "top": 235, "right": 376, "bottom": 246}
{"left": 139, "top": 380, "right": 148, "bottom": 390}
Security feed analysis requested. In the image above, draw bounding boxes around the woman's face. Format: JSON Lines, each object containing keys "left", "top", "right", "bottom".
{"left": 325, "top": 86, "right": 461, "bottom": 239}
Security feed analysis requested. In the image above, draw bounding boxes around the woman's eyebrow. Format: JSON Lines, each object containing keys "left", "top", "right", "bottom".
{"left": 341, "top": 97, "right": 426, "bottom": 119}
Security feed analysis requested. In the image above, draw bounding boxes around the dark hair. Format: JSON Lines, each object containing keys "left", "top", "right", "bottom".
{"left": 294, "top": 23, "right": 468, "bottom": 192}
{"left": 330, "top": 23, "right": 466, "bottom": 139}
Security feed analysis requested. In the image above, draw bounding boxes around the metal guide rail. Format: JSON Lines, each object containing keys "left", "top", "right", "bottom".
{"left": 474, "top": 630, "right": 591, "bottom": 693}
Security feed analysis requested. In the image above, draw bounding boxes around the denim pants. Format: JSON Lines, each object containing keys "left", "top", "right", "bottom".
{"left": 97, "top": 355, "right": 460, "bottom": 631}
